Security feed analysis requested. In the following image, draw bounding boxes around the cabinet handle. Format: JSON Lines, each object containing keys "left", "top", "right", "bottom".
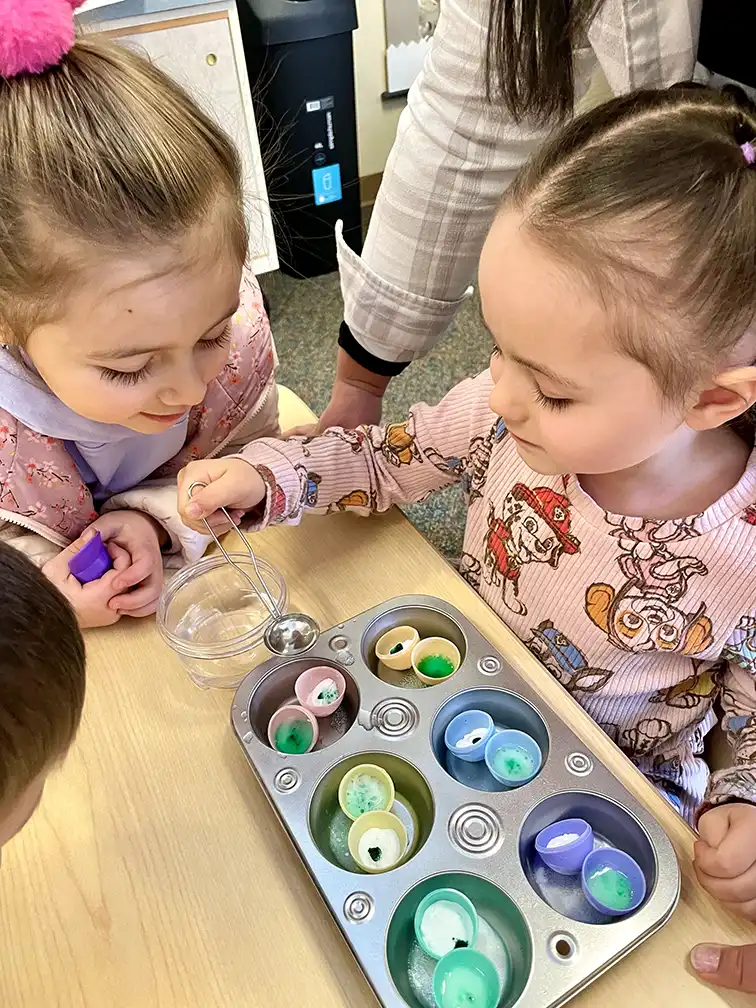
{"left": 206, "top": 53, "right": 218, "bottom": 66}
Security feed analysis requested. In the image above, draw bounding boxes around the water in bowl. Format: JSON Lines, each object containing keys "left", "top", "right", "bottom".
{"left": 172, "top": 590, "right": 270, "bottom": 646}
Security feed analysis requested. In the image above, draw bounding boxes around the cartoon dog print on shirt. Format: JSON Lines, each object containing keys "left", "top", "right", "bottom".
{"left": 458, "top": 553, "right": 482, "bottom": 591}
{"left": 719, "top": 616, "right": 756, "bottom": 763}
{"left": 469, "top": 419, "right": 506, "bottom": 499}
{"left": 586, "top": 519, "right": 713, "bottom": 655}
{"left": 619, "top": 717, "right": 674, "bottom": 758}
{"left": 605, "top": 512, "right": 700, "bottom": 550}
{"left": 722, "top": 614, "right": 756, "bottom": 672}
{"left": 299, "top": 427, "right": 369, "bottom": 457}
{"left": 526, "top": 620, "right": 613, "bottom": 693}
{"left": 294, "top": 467, "right": 321, "bottom": 508}
{"left": 375, "top": 420, "right": 422, "bottom": 467}
{"left": 586, "top": 580, "right": 712, "bottom": 655}
{"left": 425, "top": 417, "right": 506, "bottom": 500}
{"left": 642, "top": 753, "right": 686, "bottom": 813}
{"left": 649, "top": 659, "right": 720, "bottom": 710}
{"left": 483, "top": 484, "right": 580, "bottom": 615}
{"left": 424, "top": 446, "right": 467, "bottom": 481}
{"left": 326, "top": 488, "right": 377, "bottom": 514}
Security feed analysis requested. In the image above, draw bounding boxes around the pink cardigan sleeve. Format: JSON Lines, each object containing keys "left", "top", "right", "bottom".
{"left": 237, "top": 370, "right": 496, "bottom": 526}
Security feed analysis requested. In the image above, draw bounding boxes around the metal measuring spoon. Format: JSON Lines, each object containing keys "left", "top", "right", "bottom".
{"left": 187, "top": 481, "right": 319, "bottom": 656}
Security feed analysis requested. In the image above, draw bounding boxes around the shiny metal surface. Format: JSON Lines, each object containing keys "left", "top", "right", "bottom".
{"left": 263, "top": 611, "right": 320, "bottom": 657}
{"left": 231, "top": 595, "right": 680, "bottom": 1008}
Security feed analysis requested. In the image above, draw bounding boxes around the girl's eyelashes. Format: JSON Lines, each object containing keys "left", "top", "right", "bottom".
{"left": 99, "top": 324, "right": 232, "bottom": 385}
{"left": 100, "top": 362, "right": 153, "bottom": 386}
{"left": 490, "top": 345, "right": 502, "bottom": 358}
{"left": 200, "top": 323, "right": 232, "bottom": 350}
{"left": 534, "top": 388, "right": 571, "bottom": 411}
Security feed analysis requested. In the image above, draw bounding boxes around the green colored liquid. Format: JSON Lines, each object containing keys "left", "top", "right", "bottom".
{"left": 344, "top": 774, "right": 387, "bottom": 817}
{"left": 274, "top": 719, "right": 314, "bottom": 754}
{"left": 492, "top": 746, "right": 534, "bottom": 782}
{"left": 417, "top": 654, "right": 455, "bottom": 679}
{"left": 439, "top": 965, "right": 492, "bottom": 1007}
{"left": 586, "top": 866, "right": 634, "bottom": 911}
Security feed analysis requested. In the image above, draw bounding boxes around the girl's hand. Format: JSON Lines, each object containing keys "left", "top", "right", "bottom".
{"left": 43, "top": 529, "right": 130, "bottom": 628}
{"left": 177, "top": 459, "right": 266, "bottom": 533}
{"left": 695, "top": 804, "right": 756, "bottom": 919}
{"left": 88, "top": 511, "right": 165, "bottom": 617}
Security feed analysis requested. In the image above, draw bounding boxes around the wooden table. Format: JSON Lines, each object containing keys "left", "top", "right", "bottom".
{"left": 1, "top": 390, "right": 754, "bottom": 1007}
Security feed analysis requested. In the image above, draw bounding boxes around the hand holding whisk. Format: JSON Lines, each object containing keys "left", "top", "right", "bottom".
{"left": 186, "top": 481, "right": 319, "bottom": 656}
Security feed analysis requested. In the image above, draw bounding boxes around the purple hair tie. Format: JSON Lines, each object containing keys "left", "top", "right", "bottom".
{"left": 741, "top": 141, "right": 756, "bottom": 165}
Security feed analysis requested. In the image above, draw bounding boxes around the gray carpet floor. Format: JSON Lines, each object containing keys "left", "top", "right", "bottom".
{"left": 260, "top": 269, "right": 491, "bottom": 557}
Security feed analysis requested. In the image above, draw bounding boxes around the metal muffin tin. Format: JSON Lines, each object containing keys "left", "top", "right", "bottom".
{"left": 232, "top": 595, "right": 680, "bottom": 1008}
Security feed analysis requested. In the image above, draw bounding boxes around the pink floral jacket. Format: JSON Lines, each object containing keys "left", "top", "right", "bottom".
{"left": 0, "top": 272, "right": 276, "bottom": 565}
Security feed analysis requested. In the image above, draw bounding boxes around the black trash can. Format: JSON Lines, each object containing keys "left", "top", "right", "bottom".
{"left": 238, "top": 0, "right": 362, "bottom": 278}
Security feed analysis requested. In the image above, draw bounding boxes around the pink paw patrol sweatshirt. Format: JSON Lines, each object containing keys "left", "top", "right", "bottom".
{"left": 239, "top": 370, "right": 756, "bottom": 820}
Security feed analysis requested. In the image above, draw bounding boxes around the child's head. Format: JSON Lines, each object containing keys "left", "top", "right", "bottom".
{"left": 481, "top": 87, "right": 756, "bottom": 475}
{"left": 0, "top": 32, "right": 247, "bottom": 433}
{"left": 0, "top": 543, "right": 85, "bottom": 855}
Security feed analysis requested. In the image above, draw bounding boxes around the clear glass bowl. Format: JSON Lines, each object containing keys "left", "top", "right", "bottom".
{"left": 157, "top": 553, "right": 287, "bottom": 689}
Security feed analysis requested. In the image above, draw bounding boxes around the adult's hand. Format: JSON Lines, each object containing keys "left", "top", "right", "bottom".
{"left": 286, "top": 348, "right": 391, "bottom": 436}
{"left": 691, "top": 942, "right": 756, "bottom": 993}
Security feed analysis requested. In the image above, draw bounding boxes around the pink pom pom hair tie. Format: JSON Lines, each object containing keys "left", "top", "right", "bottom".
{"left": 741, "top": 141, "right": 756, "bottom": 166}
{"left": 0, "top": 0, "right": 83, "bottom": 79}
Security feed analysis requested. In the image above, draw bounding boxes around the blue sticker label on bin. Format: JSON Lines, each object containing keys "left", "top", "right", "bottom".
{"left": 312, "top": 164, "right": 342, "bottom": 205}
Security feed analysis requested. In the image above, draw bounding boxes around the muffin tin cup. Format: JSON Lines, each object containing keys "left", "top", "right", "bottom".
{"left": 310, "top": 752, "right": 434, "bottom": 875}
{"left": 232, "top": 595, "right": 680, "bottom": 1008}
{"left": 247, "top": 657, "right": 360, "bottom": 754}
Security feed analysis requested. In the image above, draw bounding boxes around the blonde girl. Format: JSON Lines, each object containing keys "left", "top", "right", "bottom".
{"left": 0, "top": 1, "right": 278, "bottom": 627}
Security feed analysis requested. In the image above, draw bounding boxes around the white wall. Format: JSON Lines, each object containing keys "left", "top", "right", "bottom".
{"left": 353, "top": 0, "right": 405, "bottom": 178}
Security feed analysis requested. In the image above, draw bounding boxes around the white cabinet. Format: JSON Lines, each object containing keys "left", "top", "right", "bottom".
{"left": 82, "top": 3, "right": 277, "bottom": 274}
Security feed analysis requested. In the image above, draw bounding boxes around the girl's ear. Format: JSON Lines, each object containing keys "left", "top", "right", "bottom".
{"left": 687, "top": 366, "right": 756, "bottom": 430}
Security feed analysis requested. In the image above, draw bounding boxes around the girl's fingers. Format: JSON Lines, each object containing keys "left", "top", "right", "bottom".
{"left": 282, "top": 423, "right": 317, "bottom": 437}
{"left": 696, "top": 858, "right": 756, "bottom": 904}
{"left": 51, "top": 527, "right": 100, "bottom": 573}
{"left": 121, "top": 598, "right": 160, "bottom": 619}
{"left": 109, "top": 542, "right": 132, "bottom": 571}
{"left": 205, "top": 511, "right": 239, "bottom": 533}
{"left": 111, "top": 547, "right": 155, "bottom": 593}
{"left": 698, "top": 808, "right": 732, "bottom": 849}
{"left": 695, "top": 829, "right": 756, "bottom": 880}
{"left": 110, "top": 572, "right": 163, "bottom": 612}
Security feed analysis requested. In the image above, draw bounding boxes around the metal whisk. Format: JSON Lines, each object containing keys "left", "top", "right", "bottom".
{"left": 187, "top": 481, "right": 319, "bottom": 656}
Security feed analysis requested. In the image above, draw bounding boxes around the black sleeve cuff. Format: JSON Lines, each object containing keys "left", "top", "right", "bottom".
{"left": 338, "top": 321, "right": 411, "bottom": 378}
